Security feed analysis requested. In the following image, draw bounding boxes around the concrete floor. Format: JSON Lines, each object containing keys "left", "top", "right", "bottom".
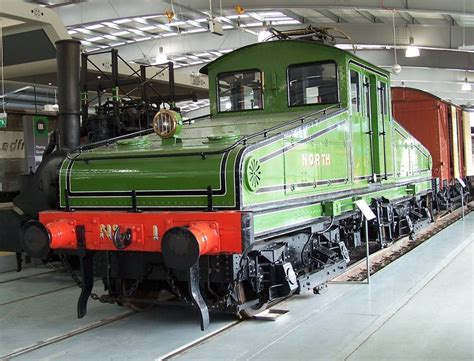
{"left": 0, "top": 213, "right": 472, "bottom": 361}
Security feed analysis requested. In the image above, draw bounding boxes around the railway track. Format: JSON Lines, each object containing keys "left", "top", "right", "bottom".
{"left": 0, "top": 285, "right": 76, "bottom": 308}
{"left": 0, "top": 311, "right": 135, "bottom": 360}
{"left": 1, "top": 202, "right": 471, "bottom": 360}
{"left": 0, "top": 268, "right": 60, "bottom": 285}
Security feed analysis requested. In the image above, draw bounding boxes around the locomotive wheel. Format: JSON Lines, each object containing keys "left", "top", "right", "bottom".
{"left": 236, "top": 283, "right": 268, "bottom": 318}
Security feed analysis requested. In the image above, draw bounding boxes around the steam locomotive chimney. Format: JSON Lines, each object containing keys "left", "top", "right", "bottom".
{"left": 56, "top": 39, "right": 81, "bottom": 151}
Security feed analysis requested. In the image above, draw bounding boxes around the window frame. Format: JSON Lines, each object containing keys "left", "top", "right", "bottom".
{"left": 350, "top": 69, "right": 361, "bottom": 114}
{"left": 216, "top": 68, "right": 264, "bottom": 114}
{"left": 286, "top": 60, "right": 340, "bottom": 108}
{"left": 378, "top": 81, "right": 389, "bottom": 117}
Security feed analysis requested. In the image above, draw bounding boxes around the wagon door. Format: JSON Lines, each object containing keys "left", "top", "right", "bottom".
{"left": 374, "top": 79, "right": 392, "bottom": 179}
{"left": 350, "top": 67, "right": 375, "bottom": 184}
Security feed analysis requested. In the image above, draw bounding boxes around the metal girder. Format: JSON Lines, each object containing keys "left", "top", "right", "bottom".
{"left": 281, "top": 9, "right": 305, "bottom": 25}
{"left": 356, "top": 10, "right": 383, "bottom": 24}
{"left": 397, "top": 12, "right": 421, "bottom": 25}
{"left": 316, "top": 9, "right": 348, "bottom": 24}
{"left": 442, "top": 14, "right": 459, "bottom": 27}
{"left": 52, "top": 1, "right": 474, "bottom": 27}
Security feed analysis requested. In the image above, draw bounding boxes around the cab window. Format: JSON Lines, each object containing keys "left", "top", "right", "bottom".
{"left": 288, "top": 61, "right": 338, "bottom": 106}
{"left": 217, "top": 70, "right": 263, "bottom": 112}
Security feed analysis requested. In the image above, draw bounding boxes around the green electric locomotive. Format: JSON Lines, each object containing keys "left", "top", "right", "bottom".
{"left": 23, "top": 39, "right": 432, "bottom": 330}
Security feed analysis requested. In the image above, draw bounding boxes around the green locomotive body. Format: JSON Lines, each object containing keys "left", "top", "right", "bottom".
{"left": 35, "top": 40, "right": 432, "bottom": 329}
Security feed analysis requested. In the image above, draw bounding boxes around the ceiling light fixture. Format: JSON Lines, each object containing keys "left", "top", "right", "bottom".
{"left": 257, "top": 21, "right": 271, "bottom": 42}
{"left": 391, "top": 12, "right": 401, "bottom": 74}
{"left": 154, "top": 46, "right": 168, "bottom": 65}
{"left": 462, "top": 77, "right": 472, "bottom": 91}
{"left": 405, "top": 36, "right": 420, "bottom": 57}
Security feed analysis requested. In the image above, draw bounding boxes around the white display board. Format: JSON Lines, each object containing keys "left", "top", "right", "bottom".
{"left": 355, "top": 199, "right": 376, "bottom": 221}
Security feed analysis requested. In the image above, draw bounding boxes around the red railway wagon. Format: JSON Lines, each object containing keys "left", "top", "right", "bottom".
{"left": 391, "top": 87, "right": 473, "bottom": 192}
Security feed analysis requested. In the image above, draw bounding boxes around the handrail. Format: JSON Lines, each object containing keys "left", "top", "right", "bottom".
{"left": 68, "top": 104, "right": 344, "bottom": 162}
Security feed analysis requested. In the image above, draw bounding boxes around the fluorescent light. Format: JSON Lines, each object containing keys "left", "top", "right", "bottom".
{"left": 111, "top": 31, "right": 130, "bottom": 36}
{"left": 129, "top": 29, "right": 145, "bottom": 35}
{"left": 103, "top": 22, "right": 120, "bottom": 29}
{"left": 405, "top": 36, "right": 420, "bottom": 58}
{"left": 242, "top": 22, "right": 263, "bottom": 27}
{"left": 186, "top": 20, "right": 202, "bottom": 27}
{"left": 462, "top": 77, "right": 472, "bottom": 91}
{"left": 133, "top": 17, "right": 148, "bottom": 24}
{"left": 85, "top": 36, "right": 104, "bottom": 42}
{"left": 85, "top": 24, "right": 105, "bottom": 30}
{"left": 248, "top": 12, "right": 264, "bottom": 21}
{"left": 257, "top": 11, "right": 285, "bottom": 17}
{"left": 75, "top": 28, "right": 91, "bottom": 34}
{"left": 114, "top": 18, "right": 132, "bottom": 24}
{"left": 227, "top": 14, "right": 249, "bottom": 19}
{"left": 68, "top": 30, "right": 77, "bottom": 35}
{"left": 158, "top": 24, "right": 172, "bottom": 31}
{"left": 154, "top": 46, "right": 168, "bottom": 64}
{"left": 405, "top": 46, "right": 420, "bottom": 57}
{"left": 273, "top": 20, "right": 301, "bottom": 25}
{"left": 186, "top": 28, "right": 207, "bottom": 33}
{"left": 138, "top": 26, "right": 157, "bottom": 31}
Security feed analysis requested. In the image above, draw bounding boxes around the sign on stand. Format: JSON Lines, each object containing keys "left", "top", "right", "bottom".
{"left": 355, "top": 199, "right": 376, "bottom": 284}
{"left": 455, "top": 177, "right": 466, "bottom": 220}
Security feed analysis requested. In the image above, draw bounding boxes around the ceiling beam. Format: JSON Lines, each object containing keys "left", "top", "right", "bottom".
{"left": 163, "top": 1, "right": 474, "bottom": 19}
{"left": 316, "top": 9, "right": 348, "bottom": 23}
{"left": 397, "top": 11, "right": 421, "bottom": 25}
{"left": 280, "top": 9, "right": 305, "bottom": 24}
{"left": 442, "top": 14, "right": 459, "bottom": 27}
{"left": 356, "top": 10, "right": 383, "bottom": 24}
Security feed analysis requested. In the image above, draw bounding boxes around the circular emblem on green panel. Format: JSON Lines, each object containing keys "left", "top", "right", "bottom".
{"left": 245, "top": 156, "right": 262, "bottom": 192}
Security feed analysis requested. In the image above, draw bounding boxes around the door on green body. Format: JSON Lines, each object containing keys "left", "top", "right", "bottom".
{"left": 350, "top": 67, "right": 375, "bottom": 184}
{"left": 370, "top": 77, "right": 392, "bottom": 181}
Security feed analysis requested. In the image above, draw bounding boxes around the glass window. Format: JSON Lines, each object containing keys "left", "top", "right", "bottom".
{"left": 350, "top": 70, "right": 360, "bottom": 113}
{"left": 217, "top": 70, "right": 263, "bottom": 112}
{"left": 288, "top": 61, "right": 338, "bottom": 106}
{"left": 379, "top": 82, "right": 388, "bottom": 115}
{"left": 364, "top": 77, "right": 371, "bottom": 119}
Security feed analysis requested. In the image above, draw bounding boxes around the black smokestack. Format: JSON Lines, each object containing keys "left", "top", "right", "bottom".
{"left": 56, "top": 39, "right": 81, "bottom": 151}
